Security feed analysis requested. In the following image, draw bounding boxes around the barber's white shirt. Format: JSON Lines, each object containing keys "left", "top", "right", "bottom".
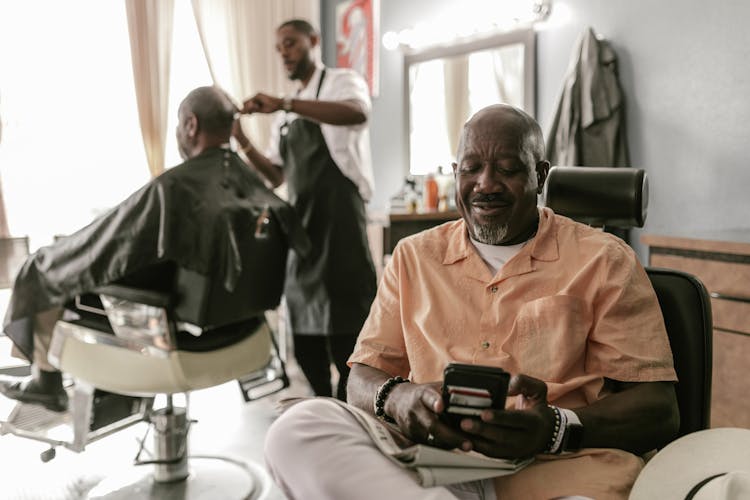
{"left": 266, "top": 64, "right": 375, "bottom": 202}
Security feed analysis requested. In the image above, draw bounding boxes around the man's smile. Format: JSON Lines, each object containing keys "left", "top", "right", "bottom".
{"left": 469, "top": 194, "right": 512, "bottom": 217}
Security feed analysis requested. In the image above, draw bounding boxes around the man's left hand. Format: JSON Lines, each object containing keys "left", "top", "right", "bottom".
{"left": 458, "top": 373, "right": 556, "bottom": 458}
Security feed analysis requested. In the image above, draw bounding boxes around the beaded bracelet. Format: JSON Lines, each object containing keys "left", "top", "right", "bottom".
{"left": 545, "top": 405, "right": 568, "bottom": 454}
{"left": 374, "top": 375, "right": 408, "bottom": 423}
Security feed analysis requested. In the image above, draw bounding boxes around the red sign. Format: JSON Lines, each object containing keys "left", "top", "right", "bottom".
{"left": 335, "top": 0, "right": 379, "bottom": 97}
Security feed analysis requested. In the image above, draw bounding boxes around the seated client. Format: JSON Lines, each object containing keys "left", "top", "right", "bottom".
{"left": 263, "top": 104, "right": 680, "bottom": 500}
{"left": 0, "top": 86, "right": 305, "bottom": 412}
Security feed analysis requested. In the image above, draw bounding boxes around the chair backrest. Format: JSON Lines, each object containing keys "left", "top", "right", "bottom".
{"left": 544, "top": 166, "right": 713, "bottom": 437}
{"left": 543, "top": 166, "right": 648, "bottom": 228}
{"left": 646, "top": 267, "right": 713, "bottom": 437}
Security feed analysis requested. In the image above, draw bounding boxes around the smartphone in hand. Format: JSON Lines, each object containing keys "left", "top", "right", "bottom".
{"left": 441, "top": 363, "right": 510, "bottom": 425}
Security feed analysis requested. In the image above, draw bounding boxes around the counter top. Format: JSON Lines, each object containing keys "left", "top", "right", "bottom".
{"left": 388, "top": 210, "right": 461, "bottom": 223}
{"left": 641, "top": 231, "right": 750, "bottom": 258}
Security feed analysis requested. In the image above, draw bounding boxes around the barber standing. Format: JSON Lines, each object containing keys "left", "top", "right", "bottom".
{"left": 233, "top": 19, "right": 377, "bottom": 401}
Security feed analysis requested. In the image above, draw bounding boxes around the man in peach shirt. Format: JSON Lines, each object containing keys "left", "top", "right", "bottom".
{"left": 264, "top": 104, "right": 679, "bottom": 499}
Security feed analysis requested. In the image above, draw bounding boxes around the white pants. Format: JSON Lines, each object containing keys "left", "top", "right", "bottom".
{"left": 264, "top": 398, "right": 496, "bottom": 500}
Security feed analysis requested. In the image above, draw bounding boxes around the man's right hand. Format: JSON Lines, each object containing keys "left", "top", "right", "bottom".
{"left": 242, "top": 93, "right": 283, "bottom": 114}
{"left": 385, "top": 381, "right": 473, "bottom": 452}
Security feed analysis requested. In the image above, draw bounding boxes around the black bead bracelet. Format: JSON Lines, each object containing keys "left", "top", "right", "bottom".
{"left": 374, "top": 375, "right": 408, "bottom": 423}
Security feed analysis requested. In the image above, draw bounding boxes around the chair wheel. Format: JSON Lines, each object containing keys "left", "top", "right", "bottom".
{"left": 40, "top": 447, "right": 56, "bottom": 462}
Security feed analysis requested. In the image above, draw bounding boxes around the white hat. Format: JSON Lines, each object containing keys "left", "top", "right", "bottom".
{"left": 630, "top": 428, "right": 750, "bottom": 500}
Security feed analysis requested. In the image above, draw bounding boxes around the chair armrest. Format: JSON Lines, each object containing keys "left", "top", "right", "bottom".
{"left": 94, "top": 284, "right": 173, "bottom": 308}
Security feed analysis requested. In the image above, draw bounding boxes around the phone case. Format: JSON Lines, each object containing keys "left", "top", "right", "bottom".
{"left": 442, "top": 363, "right": 509, "bottom": 418}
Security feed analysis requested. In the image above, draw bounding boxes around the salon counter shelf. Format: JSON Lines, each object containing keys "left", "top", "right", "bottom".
{"left": 641, "top": 231, "right": 750, "bottom": 428}
{"left": 383, "top": 209, "right": 461, "bottom": 256}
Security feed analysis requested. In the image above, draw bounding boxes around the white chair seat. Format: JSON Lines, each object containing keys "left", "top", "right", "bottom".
{"left": 50, "top": 320, "right": 273, "bottom": 396}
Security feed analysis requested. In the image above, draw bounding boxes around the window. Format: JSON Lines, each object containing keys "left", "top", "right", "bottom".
{"left": 0, "top": 0, "right": 210, "bottom": 251}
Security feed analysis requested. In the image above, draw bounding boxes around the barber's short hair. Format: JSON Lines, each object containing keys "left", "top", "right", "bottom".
{"left": 181, "top": 86, "right": 235, "bottom": 136}
{"left": 278, "top": 19, "right": 318, "bottom": 37}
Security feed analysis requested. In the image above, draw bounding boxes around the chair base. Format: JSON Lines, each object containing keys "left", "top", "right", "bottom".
{"left": 87, "top": 455, "right": 272, "bottom": 500}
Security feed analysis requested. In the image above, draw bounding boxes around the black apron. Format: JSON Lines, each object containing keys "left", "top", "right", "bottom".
{"left": 279, "top": 69, "right": 376, "bottom": 336}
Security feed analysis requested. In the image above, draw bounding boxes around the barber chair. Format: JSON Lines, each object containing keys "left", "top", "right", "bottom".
{"left": 544, "top": 166, "right": 713, "bottom": 439}
{"left": 0, "top": 222, "right": 293, "bottom": 498}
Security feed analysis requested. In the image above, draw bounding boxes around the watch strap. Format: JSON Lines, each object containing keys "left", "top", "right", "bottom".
{"left": 560, "top": 408, "right": 584, "bottom": 452}
{"left": 282, "top": 96, "right": 293, "bottom": 112}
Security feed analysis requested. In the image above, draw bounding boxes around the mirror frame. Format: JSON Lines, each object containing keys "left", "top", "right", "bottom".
{"left": 403, "top": 28, "right": 536, "bottom": 175}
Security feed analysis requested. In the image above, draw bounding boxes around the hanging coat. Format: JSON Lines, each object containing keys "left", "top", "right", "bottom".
{"left": 546, "top": 27, "right": 630, "bottom": 168}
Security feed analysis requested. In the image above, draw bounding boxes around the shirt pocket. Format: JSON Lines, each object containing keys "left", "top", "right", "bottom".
{"left": 511, "top": 295, "right": 592, "bottom": 382}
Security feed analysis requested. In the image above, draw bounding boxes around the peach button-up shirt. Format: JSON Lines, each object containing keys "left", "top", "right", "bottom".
{"left": 349, "top": 208, "right": 677, "bottom": 500}
{"left": 349, "top": 207, "right": 677, "bottom": 499}
{"left": 350, "top": 207, "right": 676, "bottom": 406}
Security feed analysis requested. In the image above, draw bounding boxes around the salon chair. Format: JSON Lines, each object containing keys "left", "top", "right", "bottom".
{"left": 544, "top": 166, "right": 713, "bottom": 439}
{"left": 0, "top": 216, "right": 293, "bottom": 499}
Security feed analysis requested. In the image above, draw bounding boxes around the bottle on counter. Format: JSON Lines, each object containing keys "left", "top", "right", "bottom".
{"left": 423, "top": 172, "right": 439, "bottom": 211}
{"left": 436, "top": 166, "right": 450, "bottom": 211}
{"left": 404, "top": 176, "right": 419, "bottom": 213}
{"left": 442, "top": 168, "right": 456, "bottom": 210}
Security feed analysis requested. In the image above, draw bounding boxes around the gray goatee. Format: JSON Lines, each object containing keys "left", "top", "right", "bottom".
{"left": 472, "top": 222, "right": 509, "bottom": 245}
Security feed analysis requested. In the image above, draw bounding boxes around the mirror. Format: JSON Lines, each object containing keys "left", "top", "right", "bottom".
{"left": 404, "top": 28, "right": 536, "bottom": 175}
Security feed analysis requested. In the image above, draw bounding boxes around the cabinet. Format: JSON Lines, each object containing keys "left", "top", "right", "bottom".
{"left": 383, "top": 210, "right": 461, "bottom": 256}
{"left": 365, "top": 210, "right": 461, "bottom": 283}
{"left": 641, "top": 232, "right": 750, "bottom": 428}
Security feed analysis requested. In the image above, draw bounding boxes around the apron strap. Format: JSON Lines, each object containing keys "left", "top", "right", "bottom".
{"left": 315, "top": 68, "right": 326, "bottom": 98}
{"left": 280, "top": 68, "right": 327, "bottom": 135}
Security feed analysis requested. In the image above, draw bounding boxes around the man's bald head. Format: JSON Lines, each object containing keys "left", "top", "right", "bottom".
{"left": 457, "top": 104, "right": 545, "bottom": 171}
{"left": 176, "top": 86, "right": 237, "bottom": 160}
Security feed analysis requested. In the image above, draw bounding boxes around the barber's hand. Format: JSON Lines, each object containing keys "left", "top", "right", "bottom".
{"left": 242, "top": 93, "right": 283, "bottom": 114}
{"left": 232, "top": 119, "right": 249, "bottom": 149}
{"left": 385, "top": 382, "right": 473, "bottom": 452}
{"left": 457, "top": 374, "right": 555, "bottom": 459}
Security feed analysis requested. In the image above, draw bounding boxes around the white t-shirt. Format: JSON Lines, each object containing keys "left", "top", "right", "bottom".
{"left": 266, "top": 64, "right": 375, "bottom": 202}
{"left": 470, "top": 238, "right": 527, "bottom": 275}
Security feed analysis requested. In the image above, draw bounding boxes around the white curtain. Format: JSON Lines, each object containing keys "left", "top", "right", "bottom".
{"left": 0, "top": 113, "right": 7, "bottom": 237}
{"left": 443, "top": 55, "right": 470, "bottom": 157}
{"left": 490, "top": 44, "right": 524, "bottom": 110}
{"left": 125, "top": 0, "right": 175, "bottom": 178}
{"left": 191, "top": 0, "right": 319, "bottom": 152}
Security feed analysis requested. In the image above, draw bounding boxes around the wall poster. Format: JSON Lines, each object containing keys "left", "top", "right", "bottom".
{"left": 335, "top": 0, "right": 379, "bottom": 97}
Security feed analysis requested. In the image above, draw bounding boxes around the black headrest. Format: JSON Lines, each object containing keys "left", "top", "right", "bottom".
{"left": 542, "top": 166, "right": 648, "bottom": 228}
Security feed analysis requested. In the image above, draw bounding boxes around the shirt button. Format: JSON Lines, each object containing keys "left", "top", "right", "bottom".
{"left": 490, "top": 286, "right": 498, "bottom": 293}
{"left": 481, "top": 341, "right": 490, "bottom": 349}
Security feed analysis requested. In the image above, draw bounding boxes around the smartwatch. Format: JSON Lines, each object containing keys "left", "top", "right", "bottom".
{"left": 281, "top": 96, "right": 294, "bottom": 112}
{"left": 560, "top": 408, "right": 584, "bottom": 452}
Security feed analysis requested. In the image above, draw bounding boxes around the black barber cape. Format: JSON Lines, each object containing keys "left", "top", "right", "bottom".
{"left": 3, "top": 147, "right": 309, "bottom": 361}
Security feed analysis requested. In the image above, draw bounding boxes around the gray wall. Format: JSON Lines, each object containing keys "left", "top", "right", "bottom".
{"left": 321, "top": 0, "right": 750, "bottom": 259}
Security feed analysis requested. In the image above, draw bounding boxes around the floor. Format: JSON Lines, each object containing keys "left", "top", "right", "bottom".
{"left": 0, "top": 333, "right": 315, "bottom": 500}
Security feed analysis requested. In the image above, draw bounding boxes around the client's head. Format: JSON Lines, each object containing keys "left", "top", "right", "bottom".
{"left": 452, "top": 104, "right": 550, "bottom": 246}
{"left": 176, "top": 86, "right": 236, "bottom": 160}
